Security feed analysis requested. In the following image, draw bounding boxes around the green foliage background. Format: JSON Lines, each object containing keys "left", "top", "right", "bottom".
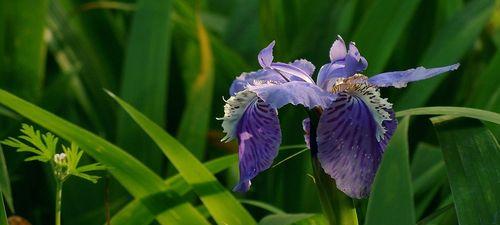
{"left": 0, "top": 0, "right": 499, "bottom": 224}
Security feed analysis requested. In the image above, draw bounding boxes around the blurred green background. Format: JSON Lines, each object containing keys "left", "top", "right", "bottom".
{"left": 0, "top": 0, "right": 499, "bottom": 224}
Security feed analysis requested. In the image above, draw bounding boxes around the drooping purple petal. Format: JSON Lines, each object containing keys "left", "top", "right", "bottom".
{"left": 330, "top": 36, "right": 347, "bottom": 62}
{"left": 316, "top": 92, "right": 396, "bottom": 199}
{"left": 368, "top": 63, "right": 460, "bottom": 88}
{"left": 229, "top": 69, "right": 286, "bottom": 95}
{"left": 233, "top": 97, "right": 281, "bottom": 192}
{"left": 218, "top": 89, "right": 282, "bottom": 192}
{"left": 258, "top": 41, "right": 275, "bottom": 68}
{"left": 302, "top": 118, "right": 311, "bottom": 149}
{"left": 247, "top": 81, "right": 334, "bottom": 110}
{"left": 317, "top": 39, "right": 368, "bottom": 90}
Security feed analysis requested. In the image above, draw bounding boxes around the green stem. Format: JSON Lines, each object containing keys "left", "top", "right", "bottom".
{"left": 55, "top": 181, "right": 62, "bottom": 225}
{"left": 308, "top": 110, "right": 358, "bottom": 225}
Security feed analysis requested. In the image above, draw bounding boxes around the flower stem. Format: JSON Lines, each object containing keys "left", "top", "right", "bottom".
{"left": 55, "top": 181, "right": 63, "bottom": 225}
{"left": 308, "top": 110, "right": 358, "bottom": 225}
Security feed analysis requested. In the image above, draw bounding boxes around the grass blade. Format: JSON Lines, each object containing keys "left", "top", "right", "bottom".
{"left": 259, "top": 214, "right": 326, "bottom": 225}
{"left": 396, "top": 106, "right": 500, "bottom": 124}
{"left": 0, "top": 89, "right": 210, "bottom": 225}
{"left": 111, "top": 145, "right": 305, "bottom": 225}
{"left": 108, "top": 91, "right": 257, "bottom": 225}
{"left": 365, "top": 116, "right": 415, "bottom": 225}
{"left": 1, "top": 0, "right": 48, "bottom": 100}
{"left": 0, "top": 146, "right": 12, "bottom": 212}
{"left": 396, "top": 0, "right": 494, "bottom": 110}
{"left": 176, "top": 12, "right": 214, "bottom": 159}
{"left": 0, "top": 194, "right": 7, "bottom": 225}
{"left": 431, "top": 117, "right": 500, "bottom": 225}
{"left": 116, "top": 0, "right": 172, "bottom": 172}
{"left": 353, "top": 0, "right": 421, "bottom": 74}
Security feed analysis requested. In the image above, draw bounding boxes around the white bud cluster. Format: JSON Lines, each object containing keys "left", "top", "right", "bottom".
{"left": 54, "top": 153, "right": 67, "bottom": 166}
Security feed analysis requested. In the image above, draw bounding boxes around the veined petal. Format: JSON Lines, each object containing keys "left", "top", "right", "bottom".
{"left": 258, "top": 41, "right": 275, "bottom": 68}
{"left": 368, "top": 63, "right": 459, "bottom": 88}
{"left": 229, "top": 69, "right": 286, "bottom": 95}
{"left": 291, "top": 59, "right": 316, "bottom": 77}
{"left": 247, "top": 81, "right": 334, "bottom": 110}
{"left": 217, "top": 89, "right": 281, "bottom": 192}
{"left": 302, "top": 118, "right": 311, "bottom": 149}
{"left": 317, "top": 92, "right": 396, "bottom": 198}
{"left": 330, "top": 36, "right": 347, "bottom": 62}
{"left": 317, "top": 39, "right": 368, "bottom": 90}
{"left": 271, "top": 62, "right": 315, "bottom": 83}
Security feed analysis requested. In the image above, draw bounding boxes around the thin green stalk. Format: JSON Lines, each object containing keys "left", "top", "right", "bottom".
{"left": 308, "top": 111, "right": 358, "bottom": 225}
{"left": 55, "top": 180, "right": 62, "bottom": 225}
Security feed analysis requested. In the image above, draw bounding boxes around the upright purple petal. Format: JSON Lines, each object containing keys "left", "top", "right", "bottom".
{"left": 368, "top": 64, "right": 459, "bottom": 88}
{"left": 291, "top": 59, "right": 316, "bottom": 77}
{"left": 247, "top": 81, "right": 334, "bottom": 110}
{"left": 317, "top": 39, "right": 368, "bottom": 90}
{"left": 344, "top": 42, "right": 368, "bottom": 76}
{"left": 270, "top": 62, "right": 315, "bottom": 83}
{"left": 316, "top": 91, "right": 396, "bottom": 199}
{"left": 258, "top": 41, "right": 275, "bottom": 68}
{"left": 330, "top": 36, "right": 347, "bottom": 62}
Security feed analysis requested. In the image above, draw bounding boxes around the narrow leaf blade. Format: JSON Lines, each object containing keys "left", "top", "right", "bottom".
{"left": 431, "top": 117, "right": 500, "bottom": 225}
{"left": 365, "top": 116, "right": 415, "bottom": 225}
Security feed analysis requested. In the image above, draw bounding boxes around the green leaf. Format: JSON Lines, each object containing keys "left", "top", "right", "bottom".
{"left": 176, "top": 13, "right": 214, "bottom": 159}
{"left": 0, "top": 194, "right": 7, "bottom": 225}
{"left": 259, "top": 213, "right": 326, "bottom": 225}
{"left": 108, "top": 91, "right": 257, "bottom": 225}
{"left": 467, "top": 50, "right": 500, "bottom": 110}
{"left": 431, "top": 117, "right": 500, "bottom": 225}
{"left": 396, "top": 106, "right": 500, "bottom": 124}
{"left": 110, "top": 145, "right": 305, "bottom": 225}
{"left": 0, "top": 146, "right": 13, "bottom": 213}
{"left": 239, "top": 199, "right": 285, "bottom": 215}
{"left": 365, "top": 116, "right": 415, "bottom": 225}
{"left": 396, "top": 0, "right": 494, "bottom": 110}
{"left": 1, "top": 0, "right": 48, "bottom": 100}
{"left": 0, "top": 89, "right": 210, "bottom": 225}
{"left": 116, "top": 0, "right": 172, "bottom": 172}
{"left": 353, "top": 0, "right": 421, "bottom": 74}
{"left": 1, "top": 124, "right": 58, "bottom": 163}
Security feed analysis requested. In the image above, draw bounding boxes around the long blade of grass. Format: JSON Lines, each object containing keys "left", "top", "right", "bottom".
{"left": 431, "top": 117, "right": 500, "bottom": 225}
{"left": 116, "top": 0, "right": 172, "bottom": 172}
{"left": 365, "top": 116, "right": 415, "bottom": 225}
{"left": 110, "top": 145, "right": 305, "bottom": 225}
{"left": 396, "top": 106, "right": 500, "bottom": 124}
{"left": 0, "top": 146, "right": 12, "bottom": 212}
{"left": 466, "top": 50, "right": 500, "bottom": 110}
{"left": 396, "top": 0, "right": 494, "bottom": 110}
{"left": 353, "top": 0, "right": 421, "bottom": 74}
{"left": 0, "top": 89, "right": 210, "bottom": 225}
{"left": 0, "top": 194, "right": 7, "bottom": 225}
{"left": 1, "top": 0, "right": 48, "bottom": 100}
{"left": 176, "top": 12, "right": 214, "bottom": 159}
{"left": 108, "top": 91, "right": 257, "bottom": 225}
{"left": 259, "top": 214, "right": 326, "bottom": 225}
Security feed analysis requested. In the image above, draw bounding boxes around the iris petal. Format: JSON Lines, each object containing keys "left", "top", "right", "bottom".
{"left": 248, "top": 81, "right": 334, "bottom": 110}
{"left": 368, "top": 63, "right": 459, "bottom": 88}
{"left": 218, "top": 89, "right": 281, "bottom": 192}
{"left": 316, "top": 92, "right": 396, "bottom": 199}
{"left": 229, "top": 70, "right": 285, "bottom": 95}
{"left": 317, "top": 40, "right": 368, "bottom": 90}
{"left": 329, "top": 36, "right": 347, "bottom": 62}
{"left": 258, "top": 41, "right": 275, "bottom": 68}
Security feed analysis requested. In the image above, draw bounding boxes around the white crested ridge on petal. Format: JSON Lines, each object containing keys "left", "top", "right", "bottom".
{"left": 330, "top": 74, "right": 393, "bottom": 141}
{"left": 351, "top": 84, "right": 393, "bottom": 141}
{"left": 217, "top": 90, "right": 258, "bottom": 142}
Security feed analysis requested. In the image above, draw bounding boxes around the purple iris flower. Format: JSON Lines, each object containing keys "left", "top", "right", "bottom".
{"left": 218, "top": 36, "right": 459, "bottom": 198}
